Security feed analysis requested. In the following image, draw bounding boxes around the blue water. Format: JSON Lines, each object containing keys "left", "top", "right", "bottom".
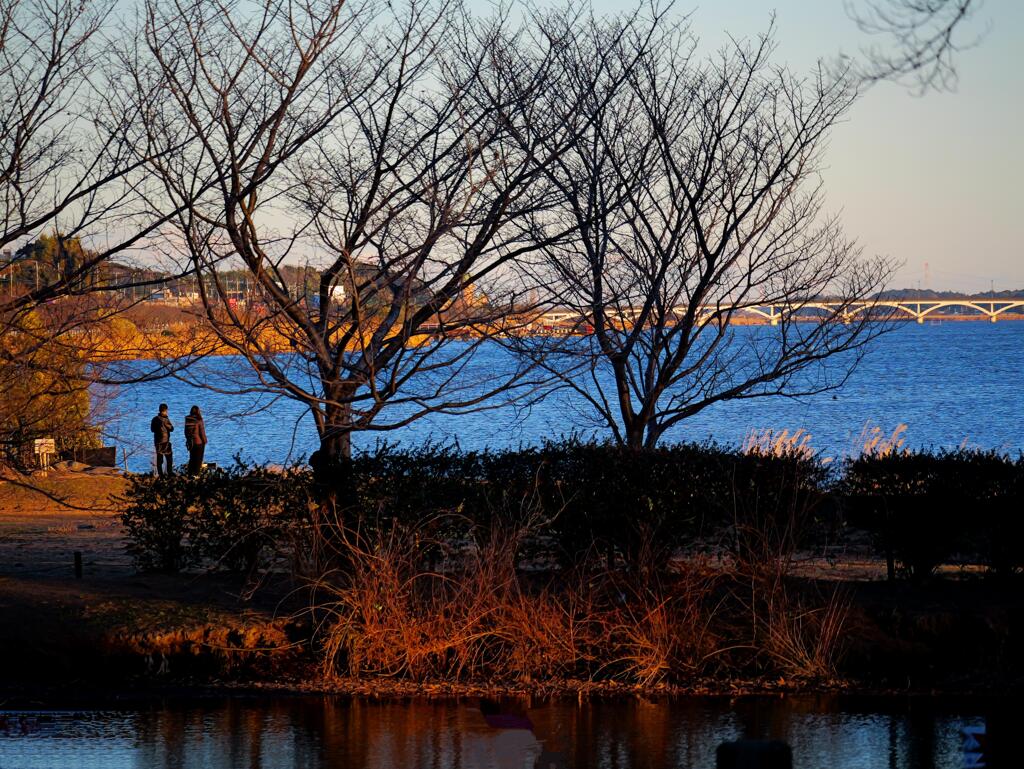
{"left": 0, "top": 696, "right": 1009, "bottom": 769}
{"left": 99, "top": 322, "right": 1024, "bottom": 471}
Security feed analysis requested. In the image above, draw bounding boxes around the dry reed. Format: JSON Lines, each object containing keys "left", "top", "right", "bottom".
{"left": 742, "top": 428, "right": 816, "bottom": 459}
{"left": 758, "top": 580, "right": 851, "bottom": 681}
{"left": 306, "top": 492, "right": 848, "bottom": 687}
{"left": 856, "top": 423, "right": 908, "bottom": 457}
{"left": 309, "top": 508, "right": 732, "bottom": 686}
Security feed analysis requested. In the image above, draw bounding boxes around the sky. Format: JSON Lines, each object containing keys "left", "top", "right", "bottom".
{"left": 101, "top": 0, "right": 1021, "bottom": 295}
{"left": 533, "top": 0, "right": 1024, "bottom": 293}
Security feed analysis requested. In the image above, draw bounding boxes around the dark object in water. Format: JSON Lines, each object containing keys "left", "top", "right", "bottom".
{"left": 478, "top": 698, "right": 534, "bottom": 730}
{"left": 717, "top": 740, "right": 792, "bottom": 769}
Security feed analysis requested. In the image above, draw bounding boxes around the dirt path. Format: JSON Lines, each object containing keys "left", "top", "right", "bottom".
{"left": 0, "top": 471, "right": 309, "bottom": 700}
{"left": 0, "top": 471, "right": 130, "bottom": 579}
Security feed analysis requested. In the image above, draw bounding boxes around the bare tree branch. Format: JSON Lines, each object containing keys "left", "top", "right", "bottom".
{"left": 846, "top": 0, "right": 982, "bottom": 91}
{"left": 515, "top": 20, "right": 896, "bottom": 449}
{"left": 142, "top": 0, "right": 633, "bottom": 463}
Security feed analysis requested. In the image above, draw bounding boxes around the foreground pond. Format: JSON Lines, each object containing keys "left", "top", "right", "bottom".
{"left": 0, "top": 695, "right": 1014, "bottom": 768}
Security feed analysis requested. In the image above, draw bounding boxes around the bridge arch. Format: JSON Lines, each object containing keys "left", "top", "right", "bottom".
{"left": 734, "top": 307, "right": 776, "bottom": 321}
{"left": 788, "top": 303, "right": 842, "bottom": 319}
{"left": 992, "top": 301, "right": 1024, "bottom": 316}
{"left": 845, "top": 302, "right": 921, "bottom": 320}
{"left": 918, "top": 302, "right": 993, "bottom": 320}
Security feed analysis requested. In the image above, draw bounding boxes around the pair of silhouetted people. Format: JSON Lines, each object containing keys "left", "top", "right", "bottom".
{"left": 150, "top": 404, "right": 207, "bottom": 476}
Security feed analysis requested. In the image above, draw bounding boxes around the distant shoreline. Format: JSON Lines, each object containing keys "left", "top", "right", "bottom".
{"left": 67, "top": 311, "right": 1024, "bottom": 364}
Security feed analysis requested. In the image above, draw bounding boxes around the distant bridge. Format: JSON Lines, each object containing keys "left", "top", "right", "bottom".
{"left": 539, "top": 299, "right": 1024, "bottom": 327}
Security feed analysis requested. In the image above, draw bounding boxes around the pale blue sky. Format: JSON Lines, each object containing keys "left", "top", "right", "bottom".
{"left": 525, "top": 0, "right": 1024, "bottom": 292}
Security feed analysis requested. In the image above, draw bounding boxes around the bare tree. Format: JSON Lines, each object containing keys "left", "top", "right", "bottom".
{"left": 847, "top": 0, "right": 980, "bottom": 91}
{"left": 0, "top": 0, "right": 176, "bottom": 309}
{"left": 0, "top": 0, "right": 215, "bottom": 471}
{"left": 517, "top": 23, "right": 894, "bottom": 450}
{"left": 142, "top": 0, "right": 651, "bottom": 464}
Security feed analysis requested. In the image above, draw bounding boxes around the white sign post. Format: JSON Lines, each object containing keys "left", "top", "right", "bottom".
{"left": 32, "top": 437, "right": 56, "bottom": 472}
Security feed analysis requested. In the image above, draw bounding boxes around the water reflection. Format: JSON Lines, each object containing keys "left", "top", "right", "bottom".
{"left": 0, "top": 695, "right": 1015, "bottom": 768}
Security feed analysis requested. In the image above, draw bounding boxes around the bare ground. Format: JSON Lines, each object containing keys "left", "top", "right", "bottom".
{"left": 0, "top": 471, "right": 310, "bottom": 702}
{"left": 0, "top": 470, "right": 130, "bottom": 579}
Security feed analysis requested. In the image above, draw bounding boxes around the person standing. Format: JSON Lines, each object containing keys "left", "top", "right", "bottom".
{"left": 150, "top": 403, "right": 174, "bottom": 476}
{"left": 184, "top": 405, "right": 207, "bottom": 475}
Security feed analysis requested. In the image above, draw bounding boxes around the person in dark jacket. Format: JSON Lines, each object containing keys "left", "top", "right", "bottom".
{"left": 150, "top": 403, "right": 174, "bottom": 476}
{"left": 184, "top": 405, "right": 207, "bottom": 475}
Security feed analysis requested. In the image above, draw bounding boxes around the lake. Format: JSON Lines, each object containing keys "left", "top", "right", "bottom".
{"left": 100, "top": 322, "right": 1024, "bottom": 472}
{"left": 0, "top": 695, "right": 1012, "bottom": 768}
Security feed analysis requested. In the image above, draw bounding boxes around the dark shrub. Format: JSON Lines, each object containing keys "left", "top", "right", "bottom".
{"left": 120, "top": 463, "right": 314, "bottom": 573}
{"left": 969, "top": 453, "right": 1024, "bottom": 577}
{"left": 291, "top": 440, "right": 742, "bottom": 570}
{"left": 350, "top": 443, "right": 486, "bottom": 558}
{"left": 119, "top": 471, "right": 203, "bottom": 572}
{"left": 527, "top": 440, "right": 725, "bottom": 569}
{"left": 193, "top": 464, "right": 315, "bottom": 573}
{"left": 841, "top": 449, "right": 1021, "bottom": 580}
{"left": 119, "top": 442, "right": 837, "bottom": 576}
{"left": 720, "top": 451, "right": 832, "bottom": 566}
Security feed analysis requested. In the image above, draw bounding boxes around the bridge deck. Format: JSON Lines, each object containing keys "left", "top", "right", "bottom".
{"left": 538, "top": 299, "right": 1024, "bottom": 326}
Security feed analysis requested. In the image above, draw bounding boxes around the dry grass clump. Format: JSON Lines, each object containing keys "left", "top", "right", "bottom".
{"left": 313, "top": 520, "right": 852, "bottom": 686}
{"left": 743, "top": 428, "right": 816, "bottom": 459}
{"left": 316, "top": 513, "right": 601, "bottom": 683}
{"left": 857, "top": 423, "right": 908, "bottom": 457}
{"left": 498, "top": 580, "right": 598, "bottom": 683}
{"left": 313, "top": 512, "right": 730, "bottom": 686}
{"left": 756, "top": 579, "right": 851, "bottom": 681}
{"left": 108, "top": 618, "right": 299, "bottom": 679}
{"left": 317, "top": 518, "right": 475, "bottom": 681}
{"left": 744, "top": 423, "right": 912, "bottom": 460}
{"left": 725, "top": 545, "right": 851, "bottom": 683}
{"left": 308, "top": 485, "right": 850, "bottom": 688}
{"left": 601, "top": 564, "right": 722, "bottom": 686}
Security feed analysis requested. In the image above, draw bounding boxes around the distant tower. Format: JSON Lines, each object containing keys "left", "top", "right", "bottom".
{"left": 922, "top": 261, "right": 931, "bottom": 291}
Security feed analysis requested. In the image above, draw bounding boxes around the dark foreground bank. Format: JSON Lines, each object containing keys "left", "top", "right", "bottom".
{"left": 2, "top": 554, "right": 1024, "bottom": 705}
{"left": 3, "top": 441, "right": 1023, "bottom": 702}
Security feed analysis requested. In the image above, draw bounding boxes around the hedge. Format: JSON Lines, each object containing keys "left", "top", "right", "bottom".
{"left": 119, "top": 442, "right": 1023, "bottom": 579}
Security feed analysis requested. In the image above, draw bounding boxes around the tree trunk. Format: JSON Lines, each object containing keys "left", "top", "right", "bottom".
{"left": 319, "top": 423, "right": 352, "bottom": 461}
{"left": 643, "top": 421, "right": 664, "bottom": 450}
{"left": 308, "top": 400, "right": 357, "bottom": 574}
{"left": 313, "top": 405, "right": 353, "bottom": 489}
{"left": 624, "top": 420, "right": 647, "bottom": 451}
{"left": 317, "top": 395, "right": 354, "bottom": 461}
